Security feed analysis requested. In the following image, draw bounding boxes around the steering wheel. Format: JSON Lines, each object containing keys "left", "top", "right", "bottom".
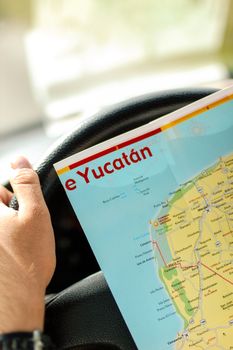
{"left": 17, "top": 88, "right": 218, "bottom": 349}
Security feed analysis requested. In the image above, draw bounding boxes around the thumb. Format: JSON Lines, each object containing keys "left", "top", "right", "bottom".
{"left": 10, "top": 157, "right": 45, "bottom": 213}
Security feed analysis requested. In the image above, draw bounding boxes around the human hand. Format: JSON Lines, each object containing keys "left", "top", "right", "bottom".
{"left": 0, "top": 156, "right": 56, "bottom": 333}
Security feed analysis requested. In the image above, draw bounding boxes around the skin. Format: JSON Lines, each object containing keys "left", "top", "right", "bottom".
{"left": 0, "top": 156, "right": 56, "bottom": 333}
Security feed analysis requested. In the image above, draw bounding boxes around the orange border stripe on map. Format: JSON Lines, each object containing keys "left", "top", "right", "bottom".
{"left": 57, "top": 166, "right": 70, "bottom": 176}
{"left": 161, "top": 94, "right": 233, "bottom": 131}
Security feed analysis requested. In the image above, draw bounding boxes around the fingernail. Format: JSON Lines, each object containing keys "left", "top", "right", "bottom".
{"left": 11, "top": 156, "right": 32, "bottom": 170}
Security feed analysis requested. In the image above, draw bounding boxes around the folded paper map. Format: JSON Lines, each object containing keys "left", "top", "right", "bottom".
{"left": 54, "top": 86, "right": 233, "bottom": 350}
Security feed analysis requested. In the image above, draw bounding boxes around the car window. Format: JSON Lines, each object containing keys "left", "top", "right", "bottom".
{"left": 0, "top": 0, "right": 233, "bottom": 182}
{"left": 1, "top": 0, "right": 232, "bottom": 135}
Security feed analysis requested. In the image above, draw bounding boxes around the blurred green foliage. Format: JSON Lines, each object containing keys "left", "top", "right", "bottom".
{"left": 0, "top": 0, "right": 31, "bottom": 24}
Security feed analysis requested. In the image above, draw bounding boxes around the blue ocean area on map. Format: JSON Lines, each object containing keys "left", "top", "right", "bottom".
{"left": 59, "top": 99, "right": 233, "bottom": 349}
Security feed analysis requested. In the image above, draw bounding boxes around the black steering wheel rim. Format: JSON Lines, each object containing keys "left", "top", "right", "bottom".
{"left": 37, "top": 88, "right": 217, "bottom": 349}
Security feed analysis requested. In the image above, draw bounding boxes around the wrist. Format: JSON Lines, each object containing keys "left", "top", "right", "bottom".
{"left": 0, "top": 290, "right": 45, "bottom": 333}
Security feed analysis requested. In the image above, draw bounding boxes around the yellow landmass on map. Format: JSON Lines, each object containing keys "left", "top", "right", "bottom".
{"left": 150, "top": 153, "right": 233, "bottom": 349}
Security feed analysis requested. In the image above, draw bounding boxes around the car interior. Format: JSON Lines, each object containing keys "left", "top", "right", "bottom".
{"left": 1, "top": 1, "right": 233, "bottom": 349}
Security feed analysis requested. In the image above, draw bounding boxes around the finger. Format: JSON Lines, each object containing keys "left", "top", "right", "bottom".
{"left": 9, "top": 158, "right": 46, "bottom": 214}
{"left": 0, "top": 185, "right": 13, "bottom": 205}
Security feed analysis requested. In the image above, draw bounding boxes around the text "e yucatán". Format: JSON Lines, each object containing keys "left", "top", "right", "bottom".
{"left": 65, "top": 146, "right": 153, "bottom": 191}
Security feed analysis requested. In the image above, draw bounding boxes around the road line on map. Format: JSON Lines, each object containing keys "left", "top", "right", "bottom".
{"left": 172, "top": 262, "right": 197, "bottom": 271}
{"left": 200, "top": 262, "right": 233, "bottom": 286}
{"left": 152, "top": 240, "right": 199, "bottom": 271}
{"left": 152, "top": 241, "right": 168, "bottom": 267}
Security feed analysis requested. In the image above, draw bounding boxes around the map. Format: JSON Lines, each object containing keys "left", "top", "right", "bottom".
{"left": 150, "top": 153, "right": 233, "bottom": 349}
{"left": 55, "top": 87, "right": 233, "bottom": 350}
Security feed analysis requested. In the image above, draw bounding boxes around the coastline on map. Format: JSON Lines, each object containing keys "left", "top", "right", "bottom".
{"left": 149, "top": 151, "right": 233, "bottom": 344}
